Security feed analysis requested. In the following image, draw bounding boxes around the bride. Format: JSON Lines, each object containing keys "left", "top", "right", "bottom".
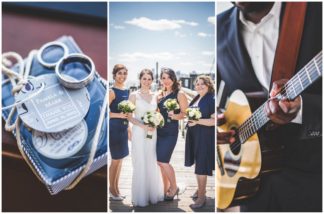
{"left": 128, "top": 68, "right": 164, "bottom": 207}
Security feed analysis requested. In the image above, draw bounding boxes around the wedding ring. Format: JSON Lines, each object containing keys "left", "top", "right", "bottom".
{"left": 55, "top": 53, "right": 95, "bottom": 89}
{"left": 37, "top": 41, "right": 69, "bottom": 68}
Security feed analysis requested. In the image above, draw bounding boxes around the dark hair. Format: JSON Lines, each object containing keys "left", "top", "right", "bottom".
{"left": 195, "top": 75, "right": 215, "bottom": 93}
{"left": 139, "top": 68, "right": 154, "bottom": 88}
{"left": 112, "top": 64, "right": 128, "bottom": 80}
{"left": 160, "top": 67, "right": 180, "bottom": 92}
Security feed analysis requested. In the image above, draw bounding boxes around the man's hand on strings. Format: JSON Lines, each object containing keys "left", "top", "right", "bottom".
{"left": 217, "top": 110, "right": 235, "bottom": 145}
{"left": 265, "top": 79, "right": 301, "bottom": 125}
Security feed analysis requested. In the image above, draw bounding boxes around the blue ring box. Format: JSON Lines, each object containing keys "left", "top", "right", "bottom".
{"left": 2, "top": 35, "right": 107, "bottom": 194}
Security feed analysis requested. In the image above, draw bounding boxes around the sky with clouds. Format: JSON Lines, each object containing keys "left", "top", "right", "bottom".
{"left": 109, "top": 2, "right": 215, "bottom": 84}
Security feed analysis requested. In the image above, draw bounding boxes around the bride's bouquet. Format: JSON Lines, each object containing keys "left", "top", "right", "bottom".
{"left": 163, "top": 98, "right": 180, "bottom": 122}
{"left": 141, "top": 111, "right": 164, "bottom": 139}
{"left": 186, "top": 107, "right": 202, "bottom": 121}
{"left": 118, "top": 100, "right": 136, "bottom": 125}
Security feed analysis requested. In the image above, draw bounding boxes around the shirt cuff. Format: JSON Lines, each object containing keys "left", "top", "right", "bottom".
{"left": 291, "top": 95, "right": 303, "bottom": 124}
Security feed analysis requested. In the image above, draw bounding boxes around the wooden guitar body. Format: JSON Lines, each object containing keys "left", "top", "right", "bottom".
{"left": 217, "top": 90, "right": 262, "bottom": 209}
{"left": 216, "top": 51, "right": 322, "bottom": 209}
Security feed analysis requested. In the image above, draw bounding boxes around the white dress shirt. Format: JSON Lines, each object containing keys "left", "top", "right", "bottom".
{"left": 239, "top": 2, "right": 302, "bottom": 123}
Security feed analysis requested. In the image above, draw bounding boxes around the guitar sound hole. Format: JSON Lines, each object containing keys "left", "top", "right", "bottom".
{"left": 230, "top": 127, "right": 241, "bottom": 155}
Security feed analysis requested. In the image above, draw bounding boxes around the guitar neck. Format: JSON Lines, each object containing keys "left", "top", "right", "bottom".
{"left": 238, "top": 51, "right": 322, "bottom": 144}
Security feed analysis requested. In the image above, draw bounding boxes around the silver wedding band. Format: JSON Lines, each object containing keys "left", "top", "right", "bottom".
{"left": 38, "top": 41, "right": 95, "bottom": 89}
{"left": 37, "top": 41, "right": 69, "bottom": 68}
{"left": 55, "top": 53, "right": 95, "bottom": 89}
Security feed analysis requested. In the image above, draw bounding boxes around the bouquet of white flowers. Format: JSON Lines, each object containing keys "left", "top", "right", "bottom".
{"left": 141, "top": 111, "right": 164, "bottom": 139}
{"left": 118, "top": 100, "right": 136, "bottom": 113}
{"left": 118, "top": 100, "right": 136, "bottom": 125}
{"left": 186, "top": 107, "right": 202, "bottom": 121}
{"left": 163, "top": 98, "right": 180, "bottom": 122}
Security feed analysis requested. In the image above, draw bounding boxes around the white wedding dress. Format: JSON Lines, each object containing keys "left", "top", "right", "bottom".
{"left": 131, "top": 92, "right": 164, "bottom": 207}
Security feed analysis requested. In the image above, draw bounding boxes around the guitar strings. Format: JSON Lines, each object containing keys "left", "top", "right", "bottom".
{"left": 239, "top": 52, "right": 323, "bottom": 137}
{"left": 238, "top": 54, "right": 322, "bottom": 143}
{"left": 238, "top": 54, "right": 322, "bottom": 144}
{"left": 232, "top": 53, "right": 322, "bottom": 151}
{"left": 227, "top": 52, "right": 322, "bottom": 152}
{"left": 231, "top": 56, "right": 321, "bottom": 151}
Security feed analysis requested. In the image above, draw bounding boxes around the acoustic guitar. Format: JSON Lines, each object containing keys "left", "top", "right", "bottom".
{"left": 216, "top": 51, "right": 322, "bottom": 209}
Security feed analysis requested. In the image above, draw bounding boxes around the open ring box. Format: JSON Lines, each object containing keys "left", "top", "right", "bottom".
{"left": 2, "top": 35, "right": 107, "bottom": 194}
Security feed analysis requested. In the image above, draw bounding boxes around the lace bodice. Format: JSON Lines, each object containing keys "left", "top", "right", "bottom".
{"left": 133, "top": 91, "right": 157, "bottom": 120}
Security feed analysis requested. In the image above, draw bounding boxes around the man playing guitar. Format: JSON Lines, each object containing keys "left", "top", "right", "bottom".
{"left": 217, "top": 2, "right": 322, "bottom": 211}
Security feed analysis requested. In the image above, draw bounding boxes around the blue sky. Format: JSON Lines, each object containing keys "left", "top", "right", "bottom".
{"left": 109, "top": 2, "right": 215, "bottom": 84}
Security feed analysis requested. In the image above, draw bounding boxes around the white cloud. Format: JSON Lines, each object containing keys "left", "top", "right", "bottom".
{"left": 125, "top": 17, "right": 198, "bottom": 31}
{"left": 125, "top": 17, "right": 180, "bottom": 31}
{"left": 110, "top": 23, "right": 125, "bottom": 30}
{"left": 202, "top": 51, "right": 214, "bottom": 56}
{"left": 175, "top": 20, "right": 198, "bottom": 26}
{"left": 114, "top": 25, "right": 125, "bottom": 30}
{"left": 208, "top": 16, "right": 216, "bottom": 25}
{"left": 175, "top": 31, "right": 186, "bottom": 38}
{"left": 198, "top": 32, "right": 213, "bottom": 38}
{"left": 198, "top": 32, "right": 207, "bottom": 37}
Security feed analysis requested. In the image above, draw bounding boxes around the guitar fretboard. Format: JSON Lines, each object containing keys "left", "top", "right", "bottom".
{"left": 238, "top": 51, "right": 322, "bottom": 144}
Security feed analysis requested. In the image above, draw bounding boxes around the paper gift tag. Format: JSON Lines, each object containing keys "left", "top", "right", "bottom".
{"left": 16, "top": 74, "right": 90, "bottom": 133}
{"left": 32, "top": 120, "right": 88, "bottom": 159}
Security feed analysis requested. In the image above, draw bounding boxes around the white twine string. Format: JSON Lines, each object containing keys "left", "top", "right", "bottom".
{"left": 2, "top": 51, "right": 40, "bottom": 131}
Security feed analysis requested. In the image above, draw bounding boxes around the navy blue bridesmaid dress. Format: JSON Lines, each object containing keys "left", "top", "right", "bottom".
{"left": 157, "top": 91, "right": 180, "bottom": 163}
{"left": 109, "top": 87, "right": 129, "bottom": 160}
{"left": 185, "top": 92, "right": 215, "bottom": 175}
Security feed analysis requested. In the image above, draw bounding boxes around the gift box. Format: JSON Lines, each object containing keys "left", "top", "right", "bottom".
{"left": 2, "top": 35, "right": 107, "bottom": 194}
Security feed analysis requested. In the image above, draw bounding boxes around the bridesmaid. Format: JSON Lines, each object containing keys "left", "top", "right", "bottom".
{"left": 109, "top": 64, "right": 129, "bottom": 201}
{"left": 185, "top": 75, "right": 215, "bottom": 209}
{"left": 157, "top": 68, "right": 188, "bottom": 200}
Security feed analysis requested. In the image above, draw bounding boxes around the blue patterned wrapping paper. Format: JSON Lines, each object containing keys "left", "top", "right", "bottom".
{"left": 2, "top": 35, "right": 107, "bottom": 194}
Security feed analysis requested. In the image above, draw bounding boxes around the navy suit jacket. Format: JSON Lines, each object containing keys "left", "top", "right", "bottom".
{"left": 217, "top": 3, "right": 322, "bottom": 173}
